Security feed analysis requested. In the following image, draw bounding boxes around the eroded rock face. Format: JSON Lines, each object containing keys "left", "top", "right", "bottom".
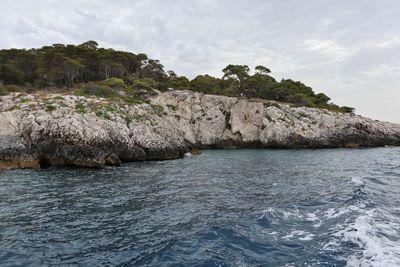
{"left": 1, "top": 91, "right": 399, "bottom": 169}
{"left": 153, "top": 91, "right": 400, "bottom": 149}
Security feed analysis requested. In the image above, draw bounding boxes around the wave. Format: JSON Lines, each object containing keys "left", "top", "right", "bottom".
{"left": 333, "top": 207, "right": 400, "bottom": 266}
{"left": 326, "top": 176, "right": 400, "bottom": 266}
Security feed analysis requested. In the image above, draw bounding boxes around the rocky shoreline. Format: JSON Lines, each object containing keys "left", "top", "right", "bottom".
{"left": 1, "top": 90, "right": 399, "bottom": 170}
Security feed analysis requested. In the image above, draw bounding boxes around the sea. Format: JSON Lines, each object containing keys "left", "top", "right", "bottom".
{"left": 0, "top": 147, "right": 399, "bottom": 266}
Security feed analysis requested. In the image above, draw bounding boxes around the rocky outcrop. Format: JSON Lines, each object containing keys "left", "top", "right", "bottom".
{"left": 1, "top": 91, "right": 399, "bottom": 169}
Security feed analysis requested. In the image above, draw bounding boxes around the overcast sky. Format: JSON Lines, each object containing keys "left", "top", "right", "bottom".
{"left": 1, "top": 0, "right": 399, "bottom": 122}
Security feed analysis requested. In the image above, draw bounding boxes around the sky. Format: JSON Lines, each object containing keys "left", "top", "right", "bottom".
{"left": 0, "top": 0, "right": 399, "bottom": 123}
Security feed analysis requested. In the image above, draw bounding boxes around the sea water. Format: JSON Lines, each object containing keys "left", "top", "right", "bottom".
{"left": 0, "top": 148, "right": 399, "bottom": 266}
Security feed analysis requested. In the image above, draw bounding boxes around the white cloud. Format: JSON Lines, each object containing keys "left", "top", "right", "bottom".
{"left": 303, "top": 39, "right": 359, "bottom": 62}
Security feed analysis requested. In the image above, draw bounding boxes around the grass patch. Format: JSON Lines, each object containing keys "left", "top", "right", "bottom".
{"left": 132, "top": 114, "right": 145, "bottom": 123}
{"left": 103, "top": 104, "right": 116, "bottom": 113}
{"left": 120, "top": 95, "right": 148, "bottom": 104}
{"left": 6, "top": 105, "right": 20, "bottom": 111}
{"left": 150, "top": 104, "right": 166, "bottom": 116}
{"left": 75, "top": 83, "right": 117, "bottom": 98}
{"left": 46, "top": 104, "right": 57, "bottom": 112}
{"left": 95, "top": 111, "right": 112, "bottom": 120}
{"left": 298, "top": 112, "right": 308, "bottom": 118}
{"left": 75, "top": 102, "right": 87, "bottom": 114}
{"left": 167, "top": 104, "right": 177, "bottom": 111}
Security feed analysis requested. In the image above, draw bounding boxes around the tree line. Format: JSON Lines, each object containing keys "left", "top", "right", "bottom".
{"left": 0, "top": 41, "right": 354, "bottom": 113}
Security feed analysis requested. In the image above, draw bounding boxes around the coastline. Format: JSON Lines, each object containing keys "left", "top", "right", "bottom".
{"left": 1, "top": 90, "right": 399, "bottom": 170}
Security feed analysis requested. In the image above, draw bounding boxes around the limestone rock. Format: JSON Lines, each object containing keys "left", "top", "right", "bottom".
{"left": 1, "top": 90, "right": 399, "bottom": 169}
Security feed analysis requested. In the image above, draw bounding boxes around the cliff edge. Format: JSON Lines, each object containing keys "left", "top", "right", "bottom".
{"left": 1, "top": 90, "right": 399, "bottom": 169}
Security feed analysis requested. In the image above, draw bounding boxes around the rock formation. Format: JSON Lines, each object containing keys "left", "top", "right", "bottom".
{"left": 1, "top": 90, "right": 399, "bottom": 169}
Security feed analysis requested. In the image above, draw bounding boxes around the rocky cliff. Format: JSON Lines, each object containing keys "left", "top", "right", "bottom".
{"left": 1, "top": 90, "right": 399, "bottom": 169}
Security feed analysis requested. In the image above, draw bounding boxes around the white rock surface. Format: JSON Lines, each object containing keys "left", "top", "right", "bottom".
{"left": 0, "top": 90, "right": 399, "bottom": 169}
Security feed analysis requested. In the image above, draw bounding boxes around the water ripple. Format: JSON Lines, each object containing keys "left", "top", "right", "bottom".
{"left": 0, "top": 148, "right": 400, "bottom": 266}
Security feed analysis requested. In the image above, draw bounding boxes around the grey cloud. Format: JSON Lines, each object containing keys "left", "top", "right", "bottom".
{"left": 0, "top": 0, "right": 399, "bottom": 122}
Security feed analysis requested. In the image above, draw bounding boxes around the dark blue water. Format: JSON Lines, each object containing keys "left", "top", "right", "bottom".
{"left": 1, "top": 148, "right": 400, "bottom": 266}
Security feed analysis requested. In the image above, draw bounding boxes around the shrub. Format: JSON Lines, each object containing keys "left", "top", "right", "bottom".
{"left": 46, "top": 104, "right": 57, "bottom": 112}
{"left": 100, "top": 78, "right": 126, "bottom": 88}
{"left": 75, "top": 102, "right": 87, "bottom": 114}
{"left": 0, "top": 84, "right": 9, "bottom": 96}
{"left": 340, "top": 106, "right": 355, "bottom": 114}
{"left": 121, "top": 96, "right": 148, "bottom": 104}
{"left": 150, "top": 104, "right": 165, "bottom": 116}
{"left": 95, "top": 111, "right": 112, "bottom": 120}
{"left": 128, "top": 78, "right": 158, "bottom": 96}
{"left": 5, "top": 84, "right": 22, "bottom": 92}
{"left": 75, "top": 83, "right": 117, "bottom": 98}
{"left": 264, "top": 102, "right": 281, "bottom": 109}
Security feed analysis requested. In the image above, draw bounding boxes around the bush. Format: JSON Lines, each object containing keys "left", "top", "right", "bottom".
{"left": 5, "top": 84, "right": 22, "bottom": 92}
{"left": 75, "top": 83, "right": 117, "bottom": 98}
{"left": 46, "top": 104, "right": 57, "bottom": 112}
{"left": 340, "top": 106, "right": 355, "bottom": 114}
{"left": 150, "top": 104, "right": 165, "bottom": 116}
{"left": 0, "top": 84, "right": 9, "bottom": 96}
{"left": 95, "top": 111, "right": 112, "bottom": 120}
{"left": 75, "top": 102, "right": 87, "bottom": 114}
{"left": 120, "top": 95, "right": 148, "bottom": 104}
{"left": 100, "top": 78, "right": 126, "bottom": 88}
{"left": 128, "top": 78, "right": 158, "bottom": 96}
{"left": 286, "top": 94, "right": 311, "bottom": 106}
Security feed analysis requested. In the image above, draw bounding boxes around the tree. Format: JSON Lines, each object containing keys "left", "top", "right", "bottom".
{"left": 0, "top": 63, "right": 25, "bottom": 84}
{"left": 167, "top": 76, "right": 190, "bottom": 90}
{"left": 80, "top": 40, "right": 99, "bottom": 50}
{"left": 314, "top": 93, "right": 331, "bottom": 104}
{"left": 140, "top": 59, "right": 167, "bottom": 82}
{"left": 0, "top": 40, "right": 352, "bottom": 112}
{"left": 190, "top": 75, "right": 221, "bottom": 94}
{"left": 55, "top": 56, "right": 83, "bottom": 87}
{"left": 243, "top": 74, "right": 276, "bottom": 98}
{"left": 167, "top": 70, "right": 177, "bottom": 78}
{"left": 222, "top": 64, "right": 250, "bottom": 83}
{"left": 255, "top": 65, "right": 271, "bottom": 75}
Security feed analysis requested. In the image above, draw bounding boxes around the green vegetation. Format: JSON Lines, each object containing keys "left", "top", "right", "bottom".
{"left": 75, "top": 83, "right": 118, "bottom": 98}
{"left": 95, "top": 111, "right": 112, "bottom": 120}
{"left": 150, "top": 104, "right": 166, "bottom": 116}
{"left": 0, "top": 41, "right": 354, "bottom": 113}
{"left": 75, "top": 102, "right": 87, "bottom": 114}
{"left": 0, "top": 84, "right": 9, "bottom": 96}
{"left": 264, "top": 102, "right": 281, "bottom": 109}
{"left": 45, "top": 104, "right": 57, "bottom": 112}
{"left": 20, "top": 97, "right": 29, "bottom": 103}
{"left": 53, "top": 96, "right": 64, "bottom": 100}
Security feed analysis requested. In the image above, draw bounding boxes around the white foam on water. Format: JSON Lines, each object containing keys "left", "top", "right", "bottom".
{"left": 305, "top": 211, "right": 322, "bottom": 228}
{"left": 299, "top": 233, "right": 315, "bottom": 241}
{"left": 331, "top": 208, "right": 400, "bottom": 267}
{"left": 283, "top": 230, "right": 315, "bottom": 241}
{"left": 325, "top": 204, "right": 366, "bottom": 219}
{"left": 260, "top": 207, "right": 304, "bottom": 220}
{"left": 350, "top": 176, "right": 365, "bottom": 187}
